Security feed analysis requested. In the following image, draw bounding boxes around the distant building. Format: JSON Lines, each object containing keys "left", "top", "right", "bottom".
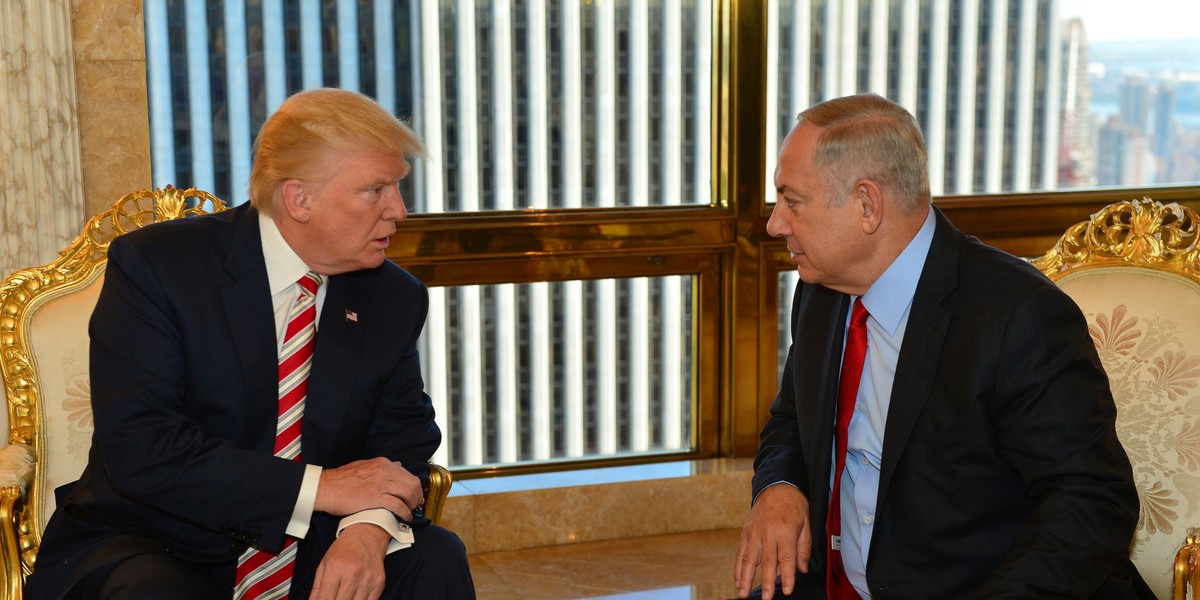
{"left": 1155, "top": 82, "right": 1177, "bottom": 157}
{"left": 1119, "top": 76, "right": 1152, "bottom": 134}
{"left": 1097, "top": 115, "right": 1157, "bottom": 187}
{"left": 1059, "top": 17, "right": 1093, "bottom": 186}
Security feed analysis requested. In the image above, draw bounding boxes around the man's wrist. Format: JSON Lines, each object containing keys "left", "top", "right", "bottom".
{"left": 338, "top": 522, "right": 392, "bottom": 552}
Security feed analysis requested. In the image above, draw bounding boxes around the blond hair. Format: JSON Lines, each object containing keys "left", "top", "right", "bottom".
{"left": 249, "top": 88, "right": 425, "bottom": 213}
{"left": 798, "top": 94, "right": 931, "bottom": 215}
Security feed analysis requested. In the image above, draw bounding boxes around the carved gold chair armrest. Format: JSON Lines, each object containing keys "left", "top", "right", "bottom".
{"left": 424, "top": 462, "right": 452, "bottom": 525}
{"left": 0, "top": 444, "right": 35, "bottom": 600}
{"left": 1175, "top": 529, "right": 1199, "bottom": 600}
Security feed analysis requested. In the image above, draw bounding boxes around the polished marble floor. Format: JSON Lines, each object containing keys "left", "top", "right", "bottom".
{"left": 469, "top": 528, "right": 747, "bottom": 599}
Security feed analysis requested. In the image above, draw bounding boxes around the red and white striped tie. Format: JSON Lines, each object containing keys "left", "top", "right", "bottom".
{"left": 233, "top": 272, "right": 320, "bottom": 600}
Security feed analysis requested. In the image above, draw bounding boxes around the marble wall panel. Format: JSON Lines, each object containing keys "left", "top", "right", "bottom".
{"left": 70, "top": 0, "right": 150, "bottom": 216}
{"left": 71, "top": 0, "right": 144, "bottom": 61}
{"left": 74, "top": 58, "right": 151, "bottom": 213}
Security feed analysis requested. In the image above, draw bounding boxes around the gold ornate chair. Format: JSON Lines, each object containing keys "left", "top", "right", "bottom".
{"left": 0, "top": 187, "right": 452, "bottom": 599}
{"left": 1033, "top": 198, "right": 1200, "bottom": 600}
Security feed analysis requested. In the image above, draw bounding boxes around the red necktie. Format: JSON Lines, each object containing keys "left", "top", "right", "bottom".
{"left": 234, "top": 272, "right": 320, "bottom": 600}
{"left": 827, "top": 298, "right": 868, "bottom": 600}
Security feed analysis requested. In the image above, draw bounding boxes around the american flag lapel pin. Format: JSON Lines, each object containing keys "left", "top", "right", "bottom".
{"left": 345, "top": 309, "right": 358, "bottom": 323}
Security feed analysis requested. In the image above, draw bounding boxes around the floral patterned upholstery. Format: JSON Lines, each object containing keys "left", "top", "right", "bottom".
{"left": 1034, "top": 198, "right": 1200, "bottom": 600}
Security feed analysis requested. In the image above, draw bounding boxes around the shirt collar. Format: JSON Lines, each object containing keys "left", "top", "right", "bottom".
{"left": 259, "top": 211, "right": 315, "bottom": 296}
{"left": 860, "top": 207, "right": 936, "bottom": 336}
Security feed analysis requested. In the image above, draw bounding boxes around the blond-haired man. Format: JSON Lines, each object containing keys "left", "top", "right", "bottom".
{"left": 30, "top": 89, "right": 473, "bottom": 600}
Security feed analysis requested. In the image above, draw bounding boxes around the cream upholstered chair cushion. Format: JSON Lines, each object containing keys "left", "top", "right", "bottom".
{"left": 26, "top": 274, "right": 106, "bottom": 533}
{"left": 0, "top": 187, "right": 227, "bottom": 598}
{"left": 1034, "top": 198, "right": 1200, "bottom": 600}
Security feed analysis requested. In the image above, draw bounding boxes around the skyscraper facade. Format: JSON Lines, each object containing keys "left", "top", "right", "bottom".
{"left": 768, "top": 0, "right": 1062, "bottom": 196}
{"left": 1059, "top": 16, "right": 1093, "bottom": 186}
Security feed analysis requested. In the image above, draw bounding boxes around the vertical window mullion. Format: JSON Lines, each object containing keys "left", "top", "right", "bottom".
{"left": 897, "top": 0, "right": 920, "bottom": 114}
{"left": 985, "top": 0, "right": 1009, "bottom": 193}
{"left": 868, "top": 0, "right": 888, "bottom": 95}
{"left": 146, "top": 0, "right": 176, "bottom": 188}
{"left": 262, "top": 0, "right": 287, "bottom": 113}
{"left": 337, "top": 0, "right": 359, "bottom": 90}
{"left": 694, "top": 0, "right": 712, "bottom": 207}
{"left": 1013, "top": 0, "right": 1038, "bottom": 191}
{"left": 660, "top": 0, "right": 685, "bottom": 451}
{"left": 561, "top": 0, "right": 586, "bottom": 458}
{"left": 626, "top": 1, "right": 653, "bottom": 453}
{"left": 593, "top": 0, "right": 619, "bottom": 455}
{"left": 224, "top": 0, "right": 252, "bottom": 204}
{"left": 300, "top": 0, "right": 323, "bottom": 89}
{"left": 490, "top": 1, "right": 519, "bottom": 463}
{"left": 954, "top": 0, "right": 979, "bottom": 193}
{"left": 927, "top": 0, "right": 951, "bottom": 196}
{"left": 453, "top": 0, "right": 484, "bottom": 464}
{"left": 374, "top": 0, "right": 396, "bottom": 112}
{"left": 413, "top": 0, "right": 449, "bottom": 466}
{"left": 526, "top": 2, "right": 553, "bottom": 461}
{"left": 185, "top": 0, "right": 215, "bottom": 192}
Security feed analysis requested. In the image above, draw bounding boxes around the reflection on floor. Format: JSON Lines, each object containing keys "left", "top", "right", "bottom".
{"left": 470, "top": 528, "right": 745, "bottom": 600}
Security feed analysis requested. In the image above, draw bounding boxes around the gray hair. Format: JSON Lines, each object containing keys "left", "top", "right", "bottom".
{"left": 798, "top": 94, "right": 931, "bottom": 215}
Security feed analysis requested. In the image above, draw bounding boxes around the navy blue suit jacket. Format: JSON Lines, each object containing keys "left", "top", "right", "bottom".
{"left": 30, "top": 203, "right": 440, "bottom": 599}
{"left": 753, "top": 206, "right": 1146, "bottom": 598}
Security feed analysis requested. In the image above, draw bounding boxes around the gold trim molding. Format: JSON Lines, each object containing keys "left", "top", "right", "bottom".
{"left": 1031, "top": 198, "right": 1200, "bottom": 277}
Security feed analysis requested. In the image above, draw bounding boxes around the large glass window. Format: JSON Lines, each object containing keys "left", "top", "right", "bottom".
{"left": 422, "top": 277, "right": 694, "bottom": 468}
{"left": 145, "top": 0, "right": 714, "bottom": 212}
{"left": 763, "top": 0, "right": 1200, "bottom": 201}
{"left": 144, "top": 0, "right": 720, "bottom": 473}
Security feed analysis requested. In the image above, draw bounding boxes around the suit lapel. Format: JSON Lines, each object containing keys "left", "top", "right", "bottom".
{"left": 219, "top": 205, "right": 279, "bottom": 452}
{"left": 876, "top": 206, "right": 959, "bottom": 506}
{"left": 303, "top": 275, "right": 365, "bottom": 464}
{"left": 793, "top": 285, "right": 851, "bottom": 507}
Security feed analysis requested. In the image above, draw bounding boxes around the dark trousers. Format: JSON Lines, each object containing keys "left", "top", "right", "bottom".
{"left": 60, "top": 525, "right": 474, "bottom": 600}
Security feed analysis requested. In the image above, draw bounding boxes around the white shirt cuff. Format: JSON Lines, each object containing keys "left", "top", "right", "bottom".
{"left": 753, "top": 480, "right": 799, "bottom": 505}
{"left": 285, "top": 464, "right": 322, "bottom": 538}
{"left": 336, "top": 508, "right": 415, "bottom": 554}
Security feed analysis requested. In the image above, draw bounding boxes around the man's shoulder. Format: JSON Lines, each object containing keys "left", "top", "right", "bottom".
{"left": 113, "top": 203, "right": 244, "bottom": 254}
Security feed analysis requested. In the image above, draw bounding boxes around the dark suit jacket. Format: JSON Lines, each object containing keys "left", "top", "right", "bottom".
{"left": 753, "top": 207, "right": 1145, "bottom": 599}
{"left": 30, "top": 203, "right": 440, "bottom": 599}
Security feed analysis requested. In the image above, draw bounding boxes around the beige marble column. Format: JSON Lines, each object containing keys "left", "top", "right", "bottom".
{"left": 71, "top": 0, "right": 151, "bottom": 218}
{"left": 0, "top": 0, "right": 87, "bottom": 279}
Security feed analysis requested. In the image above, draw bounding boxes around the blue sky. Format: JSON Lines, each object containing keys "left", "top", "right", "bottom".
{"left": 1059, "top": 0, "right": 1200, "bottom": 42}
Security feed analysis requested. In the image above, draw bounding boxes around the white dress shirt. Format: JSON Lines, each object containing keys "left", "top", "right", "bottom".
{"left": 838, "top": 207, "right": 936, "bottom": 597}
{"left": 260, "top": 212, "right": 413, "bottom": 553}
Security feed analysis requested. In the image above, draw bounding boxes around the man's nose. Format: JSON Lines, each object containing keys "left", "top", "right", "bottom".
{"left": 386, "top": 187, "right": 408, "bottom": 221}
{"left": 765, "top": 202, "right": 788, "bottom": 238}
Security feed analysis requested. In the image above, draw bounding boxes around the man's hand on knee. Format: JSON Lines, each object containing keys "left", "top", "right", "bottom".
{"left": 733, "top": 485, "right": 812, "bottom": 600}
{"left": 310, "top": 524, "right": 391, "bottom": 600}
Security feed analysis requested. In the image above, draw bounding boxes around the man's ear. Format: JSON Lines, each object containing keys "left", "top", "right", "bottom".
{"left": 278, "top": 179, "right": 312, "bottom": 223}
{"left": 854, "top": 178, "right": 884, "bottom": 235}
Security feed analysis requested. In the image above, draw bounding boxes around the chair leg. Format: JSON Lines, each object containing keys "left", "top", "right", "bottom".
{"left": 1174, "top": 529, "right": 1199, "bottom": 600}
{"left": 1, "top": 486, "right": 26, "bottom": 600}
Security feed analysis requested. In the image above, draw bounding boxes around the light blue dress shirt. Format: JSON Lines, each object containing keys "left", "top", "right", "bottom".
{"left": 838, "top": 208, "right": 935, "bottom": 598}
